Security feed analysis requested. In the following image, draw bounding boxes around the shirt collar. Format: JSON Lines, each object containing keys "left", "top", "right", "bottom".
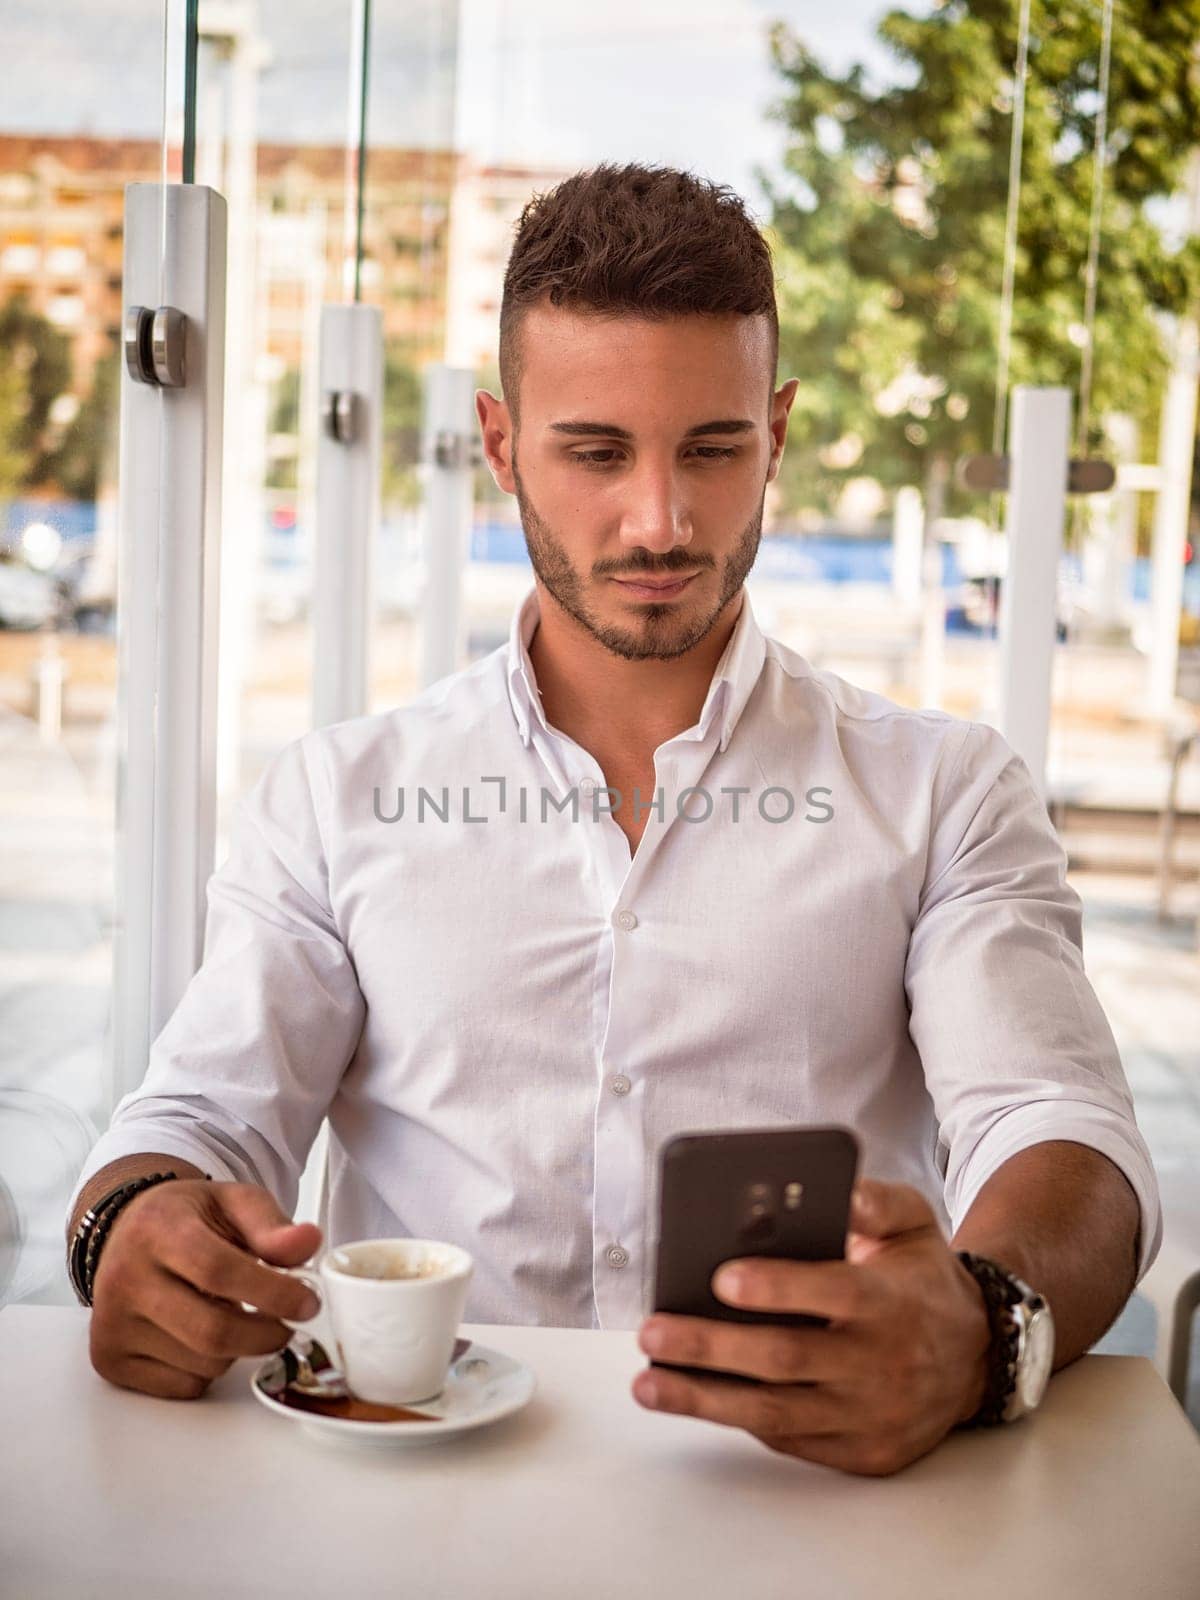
{"left": 504, "top": 581, "right": 767, "bottom": 755}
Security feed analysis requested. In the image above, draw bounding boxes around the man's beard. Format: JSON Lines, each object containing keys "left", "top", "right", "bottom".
{"left": 510, "top": 455, "right": 764, "bottom": 662}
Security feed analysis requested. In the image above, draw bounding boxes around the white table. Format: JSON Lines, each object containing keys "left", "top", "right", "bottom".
{"left": 3, "top": 1306, "right": 1199, "bottom": 1599}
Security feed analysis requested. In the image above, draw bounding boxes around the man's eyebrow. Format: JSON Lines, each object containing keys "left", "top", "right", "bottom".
{"left": 546, "top": 418, "right": 758, "bottom": 441}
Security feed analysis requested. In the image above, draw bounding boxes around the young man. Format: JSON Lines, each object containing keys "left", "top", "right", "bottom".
{"left": 66, "top": 162, "right": 1158, "bottom": 1477}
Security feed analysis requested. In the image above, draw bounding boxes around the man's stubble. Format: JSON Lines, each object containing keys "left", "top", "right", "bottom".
{"left": 510, "top": 447, "right": 765, "bottom": 662}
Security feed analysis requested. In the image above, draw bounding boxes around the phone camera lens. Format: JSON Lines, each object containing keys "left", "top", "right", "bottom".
{"left": 740, "top": 1184, "right": 777, "bottom": 1245}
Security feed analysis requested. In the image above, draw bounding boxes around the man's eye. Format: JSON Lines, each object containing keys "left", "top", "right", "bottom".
{"left": 570, "top": 447, "right": 737, "bottom": 468}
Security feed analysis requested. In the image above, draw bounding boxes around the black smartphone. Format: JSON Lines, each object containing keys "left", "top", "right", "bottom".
{"left": 649, "top": 1125, "right": 860, "bottom": 1383}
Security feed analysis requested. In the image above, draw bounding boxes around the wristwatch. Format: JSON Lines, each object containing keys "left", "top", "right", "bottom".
{"left": 955, "top": 1250, "right": 1056, "bottom": 1426}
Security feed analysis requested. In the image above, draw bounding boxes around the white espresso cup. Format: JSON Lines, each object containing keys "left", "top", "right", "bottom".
{"left": 271, "top": 1238, "right": 473, "bottom": 1407}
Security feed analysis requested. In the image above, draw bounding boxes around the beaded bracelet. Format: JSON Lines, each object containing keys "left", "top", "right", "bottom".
{"left": 69, "top": 1171, "right": 212, "bottom": 1307}
{"left": 954, "top": 1250, "right": 1023, "bottom": 1429}
{"left": 69, "top": 1180, "right": 134, "bottom": 1306}
{"left": 79, "top": 1182, "right": 137, "bottom": 1301}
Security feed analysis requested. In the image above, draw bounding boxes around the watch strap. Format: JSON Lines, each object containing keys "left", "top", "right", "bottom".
{"left": 954, "top": 1249, "right": 1024, "bottom": 1428}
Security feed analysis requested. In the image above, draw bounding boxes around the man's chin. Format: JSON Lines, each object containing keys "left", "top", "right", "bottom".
{"left": 593, "top": 615, "right": 714, "bottom": 663}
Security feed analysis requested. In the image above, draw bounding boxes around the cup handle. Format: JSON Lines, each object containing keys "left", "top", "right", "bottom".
{"left": 244, "top": 1261, "right": 340, "bottom": 1364}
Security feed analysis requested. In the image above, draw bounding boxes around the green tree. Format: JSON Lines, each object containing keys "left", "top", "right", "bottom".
{"left": 266, "top": 365, "right": 301, "bottom": 491}
{"left": 382, "top": 354, "right": 423, "bottom": 509}
{"left": 759, "top": 0, "right": 1200, "bottom": 522}
{"left": 0, "top": 294, "right": 73, "bottom": 490}
{"left": 263, "top": 354, "right": 427, "bottom": 505}
{"left": 46, "top": 348, "right": 120, "bottom": 501}
{"left": 0, "top": 356, "right": 28, "bottom": 499}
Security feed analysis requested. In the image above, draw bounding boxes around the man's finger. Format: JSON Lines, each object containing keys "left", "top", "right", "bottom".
{"left": 638, "top": 1313, "right": 865, "bottom": 1385}
{"left": 711, "top": 1257, "right": 882, "bottom": 1322}
{"left": 157, "top": 1221, "right": 319, "bottom": 1323}
{"left": 632, "top": 1365, "right": 844, "bottom": 1439}
{"left": 211, "top": 1184, "right": 324, "bottom": 1264}
{"left": 127, "top": 1315, "right": 237, "bottom": 1382}
{"left": 138, "top": 1267, "right": 296, "bottom": 1361}
{"left": 849, "top": 1179, "right": 939, "bottom": 1242}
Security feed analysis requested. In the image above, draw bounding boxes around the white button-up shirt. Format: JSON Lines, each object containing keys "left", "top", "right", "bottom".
{"left": 68, "top": 582, "right": 1162, "bottom": 1329}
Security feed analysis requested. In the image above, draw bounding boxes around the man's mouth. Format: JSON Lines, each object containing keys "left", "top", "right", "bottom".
{"left": 610, "top": 573, "right": 699, "bottom": 600}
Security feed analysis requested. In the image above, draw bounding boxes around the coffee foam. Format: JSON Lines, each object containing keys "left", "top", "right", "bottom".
{"left": 333, "top": 1244, "right": 452, "bottom": 1281}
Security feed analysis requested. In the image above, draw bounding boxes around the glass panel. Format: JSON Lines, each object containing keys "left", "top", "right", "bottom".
{"left": 0, "top": 1, "right": 180, "bottom": 1304}
{"left": 366, "top": 0, "right": 460, "bottom": 708}
{"left": 9, "top": 0, "right": 1195, "bottom": 1385}
{"left": 191, "top": 0, "right": 355, "bottom": 823}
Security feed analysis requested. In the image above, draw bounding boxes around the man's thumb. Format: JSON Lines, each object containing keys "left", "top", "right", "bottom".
{"left": 217, "top": 1183, "right": 323, "bottom": 1263}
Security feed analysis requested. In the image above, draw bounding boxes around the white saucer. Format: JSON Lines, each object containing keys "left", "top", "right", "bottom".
{"left": 251, "top": 1338, "right": 536, "bottom": 1448}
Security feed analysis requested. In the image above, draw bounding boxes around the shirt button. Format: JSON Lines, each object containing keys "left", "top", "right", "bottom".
{"left": 579, "top": 776, "right": 597, "bottom": 794}
{"left": 605, "top": 1245, "right": 629, "bottom": 1269}
{"left": 614, "top": 909, "right": 638, "bottom": 932}
{"left": 610, "top": 1074, "right": 631, "bottom": 1096}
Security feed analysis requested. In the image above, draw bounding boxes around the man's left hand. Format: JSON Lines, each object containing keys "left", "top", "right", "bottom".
{"left": 632, "top": 1178, "right": 992, "bottom": 1477}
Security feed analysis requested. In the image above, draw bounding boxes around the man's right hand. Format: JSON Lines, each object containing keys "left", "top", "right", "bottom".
{"left": 87, "top": 1179, "right": 324, "bottom": 1401}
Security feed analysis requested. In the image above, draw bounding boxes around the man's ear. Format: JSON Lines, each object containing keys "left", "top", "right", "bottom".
{"left": 766, "top": 377, "right": 799, "bottom": 481}
{"left": 476, "top": 389, "right": 516, "bottom": 494}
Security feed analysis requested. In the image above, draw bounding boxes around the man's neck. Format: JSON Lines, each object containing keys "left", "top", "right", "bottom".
{"left": 527, "top": 584, "right": 744, "bottom": 761}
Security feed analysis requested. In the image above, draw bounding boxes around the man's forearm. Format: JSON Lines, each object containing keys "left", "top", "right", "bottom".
{"left": 949, "top": 1138, "right": 1142, "bottom": 1371}
{"left": 65, "top": 1153, "right": 208, "bottom": 1248}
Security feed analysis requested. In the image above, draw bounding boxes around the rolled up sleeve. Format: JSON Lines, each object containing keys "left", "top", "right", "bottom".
{"left": 66, "top": 732, "right": 366, "bottom": 1223}
{"left": 905, "top": 721, "right": 1162, "bottom": 1284}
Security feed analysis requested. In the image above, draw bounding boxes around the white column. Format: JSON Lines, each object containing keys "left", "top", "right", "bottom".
{"left": 296, "top": 205, "right": 325, "bottom": 590}
{"left": 1147, "top": 316, "right": 1200, "bottom": 715}
{"left": 202, "top": 6, "right": 265, "bottom": 800}
{"left": 1088, "top": 412, "right": 1139, "bottom": 633}
{"left": 995, "top": 386, "right": 1072, "bottom": 795}
{"left": 112, "top": 183, "right": 227, "bottom": 1111}
{"left": 312, "top": 303, "right": 383, "bottom": 730}
{"left": 917, "top": 541, "right": 945, "bottom": 711}
{"left": 420, "top": 364, "right": 478, "bottom": 689}
{"left": 892, "top": 485, "right": 924, "bottom": 610}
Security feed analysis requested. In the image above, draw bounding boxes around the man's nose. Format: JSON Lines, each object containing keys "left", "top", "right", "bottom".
{"left": 617, "top": 463, "right": 695, "bottom": 555}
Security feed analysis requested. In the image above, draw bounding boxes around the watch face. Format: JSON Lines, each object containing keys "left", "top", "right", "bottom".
{"left": 1017, "top": 1306, "right": 1056, "bottom": 1409}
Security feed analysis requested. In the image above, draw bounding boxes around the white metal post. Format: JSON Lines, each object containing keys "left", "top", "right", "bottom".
{"left": 891, "top": 485, "right": 924, "bottom": 610}
{"left": 918, "top": 540, "right": 945, "bottom": 711}
{"left": 112, "top": 183, "right": 227, "bottom": 1112}
{"left": 198, "top": 5, "right": 267, "bottom": 800}
{"left": 995, "top": 386, "right": 1072, "bottom": 795}
{"left": 312, "top": 302, "right": 383, "bottom": 730}
{"left": 297, "top": 208, "right": 325, "bottom": 597}
{"left": 1088, "top": 412, "right": 1138, "bottom": 634}
{"left": 420, "top": 365, "right": 478, "bottom": 688}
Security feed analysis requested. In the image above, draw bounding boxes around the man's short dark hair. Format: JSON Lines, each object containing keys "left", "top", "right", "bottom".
{"left": 498, "top": 161, "right": 779, "bottom": 429}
